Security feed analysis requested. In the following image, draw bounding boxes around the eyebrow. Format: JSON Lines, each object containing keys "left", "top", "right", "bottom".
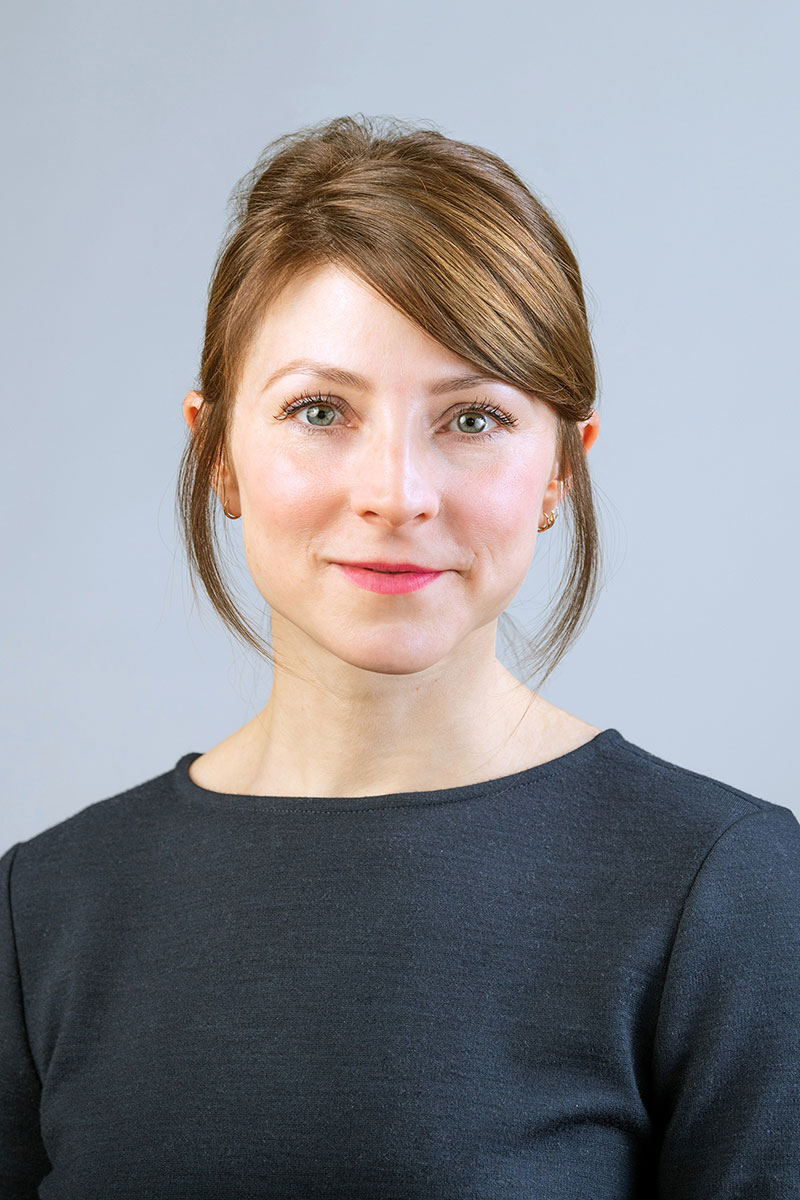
{"left": 261, "top": 358, "right": 508, "bottom": 397}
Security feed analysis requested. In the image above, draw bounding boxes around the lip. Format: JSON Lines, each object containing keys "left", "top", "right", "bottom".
{"left": 336, "top": 561, "right": 439, "bottom": 573}
{"left": 334, "top": 563, "right": 445, "bottom": 594}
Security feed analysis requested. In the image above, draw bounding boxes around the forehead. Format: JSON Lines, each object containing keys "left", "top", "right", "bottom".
{"left": 243, "top": 264, "right": 541, "bottom": 409}
{"left": 246, "top": 264, "right": 469, "bottom": 375}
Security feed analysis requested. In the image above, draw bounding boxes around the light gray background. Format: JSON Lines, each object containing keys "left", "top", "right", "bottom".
{"left": 3, "top": 0, "right": 797, "bottom": 850}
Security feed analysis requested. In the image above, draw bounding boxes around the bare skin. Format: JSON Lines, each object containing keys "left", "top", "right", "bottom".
{"left": 187, "top": 693, "right": 602, "bottom": 799}
{"left": 183, "top": 263, "right": 601, "bottom": 800}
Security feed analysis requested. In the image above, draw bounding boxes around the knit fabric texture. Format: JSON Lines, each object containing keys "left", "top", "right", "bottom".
{"left": 2, "top": 728, "right": 799, "bottom": 1198}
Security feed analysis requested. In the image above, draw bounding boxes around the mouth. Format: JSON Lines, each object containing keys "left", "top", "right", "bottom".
{"left": 358, "top": 567, "right": 417, "bottom": 574}
{"left": 334, "top": 563, "right": 445, "bottom": 593}
{"left": 335, "top": 562, "right": 440, "bottom": 574}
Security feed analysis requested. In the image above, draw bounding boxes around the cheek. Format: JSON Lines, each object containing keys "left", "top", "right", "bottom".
{"left": 463, "top": 460, "right": 546, "bottom": 545}
{"left": 242, "top": 447, "right": 328, "bottom": 519}
{"left": 239, "top": 448, "right": 333, "bottom": 578}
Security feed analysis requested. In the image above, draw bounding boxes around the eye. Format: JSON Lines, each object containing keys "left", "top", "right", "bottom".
{"left": 273, "top": 390, "right": 520, "bottom": 442}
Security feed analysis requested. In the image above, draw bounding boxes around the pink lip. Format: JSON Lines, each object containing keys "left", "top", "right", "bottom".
{"left": 335, "top": 563, "right": 445, "bottom": 594}
{"left": 338, "top": 561, "right": 437, "bottom": 572}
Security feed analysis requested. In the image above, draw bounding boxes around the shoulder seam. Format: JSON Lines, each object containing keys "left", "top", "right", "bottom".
{"left": 3, "top": 843, "right": 43, "bottom": 1089}
{"left": 603, "top": 735, "right": 768, "bottom": 811}
{"left": 650, "top": 806, "right": 785, "bottom": 1083}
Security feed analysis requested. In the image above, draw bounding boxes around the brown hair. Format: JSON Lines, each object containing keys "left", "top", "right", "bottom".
{"left": 176, "top": 113, "right": 604, "bottom": 694}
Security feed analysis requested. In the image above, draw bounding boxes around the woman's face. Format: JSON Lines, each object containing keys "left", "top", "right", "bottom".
{"left": 184, "top": 263, "right": 598, "bottom": 678}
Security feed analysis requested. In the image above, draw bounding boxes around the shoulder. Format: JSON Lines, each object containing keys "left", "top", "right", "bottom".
{"left": 599, "top": 728, "right": 780, "bottom": 813}
{"left": 593, "top": 727, "right": 799, "bottom": 867}
{"left": 2, "top": 759, "right": 179, "bottom": 903}
{"left": 555, "top": 730, "right": 800, "bottom": 974}
{"left": 533, "top": 702, "right": 786, "bottom": 831}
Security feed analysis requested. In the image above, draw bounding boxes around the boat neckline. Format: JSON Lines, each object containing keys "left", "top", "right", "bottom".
{"left": 171, "top": 727, "right": 624, "bottom": 812}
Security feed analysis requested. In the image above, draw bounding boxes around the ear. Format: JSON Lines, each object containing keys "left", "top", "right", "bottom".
{"left": 182, "top": 390, "right": 241, "bottom": 517}
{"left": 183, "top": 389, "right": 204, "bottom": 437}
{"left": 541, "top": 408, "right": 601, "bottom": 511}
{"left": 579, "top": 407, "right": 601, "bottom": 454}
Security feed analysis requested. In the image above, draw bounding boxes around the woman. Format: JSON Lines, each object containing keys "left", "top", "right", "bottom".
{"left": 2, "top": 114, "right": 798, "bottom": 1198}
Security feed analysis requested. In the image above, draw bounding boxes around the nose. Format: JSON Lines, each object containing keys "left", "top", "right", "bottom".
{"left": 345, "top": 425, "right": 443, "bottom": 526}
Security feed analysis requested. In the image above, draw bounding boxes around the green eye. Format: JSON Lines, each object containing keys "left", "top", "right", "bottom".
{"left": 275, "top": 391, "right": 519, "bottom": 443}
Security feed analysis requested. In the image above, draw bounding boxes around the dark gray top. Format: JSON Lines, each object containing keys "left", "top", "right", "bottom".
{"left": 2, "top": 728, "right": 799, "bottom": 1198}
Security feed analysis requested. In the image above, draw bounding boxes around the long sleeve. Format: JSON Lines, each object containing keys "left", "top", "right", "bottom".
{"left": 0, "top": 843, "right": 51, "bottom": 1199}
{"left": 652, "top": 806, "right": 800, "bottom": 1198}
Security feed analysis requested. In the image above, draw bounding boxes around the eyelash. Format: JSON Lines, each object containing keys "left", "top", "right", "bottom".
{"left": 274, "top": 389, "right": 520, "bottom": 442}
